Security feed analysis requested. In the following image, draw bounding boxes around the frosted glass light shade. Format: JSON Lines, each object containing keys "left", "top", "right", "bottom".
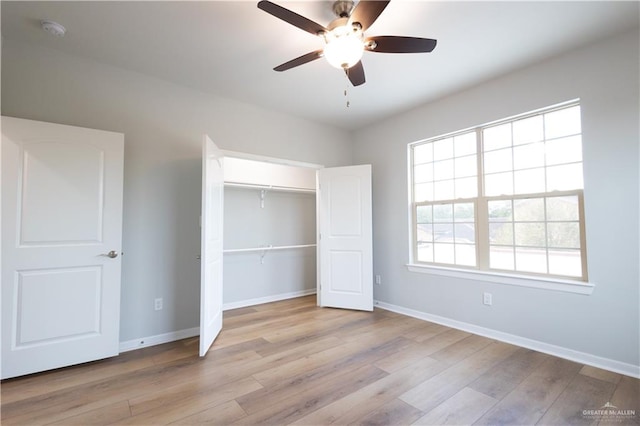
{"left": 323, "top": 26, "right": 364, "bottom": 69}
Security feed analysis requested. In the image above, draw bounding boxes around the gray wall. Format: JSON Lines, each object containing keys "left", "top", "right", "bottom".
{"left": 1, "top": 39, "right": 353, "bottom": 342}
{"left": 353, "top": 30, "right": 639, "bottom": 368}
{"left": 223, "top": 188, "right": 317, "bottom": 305}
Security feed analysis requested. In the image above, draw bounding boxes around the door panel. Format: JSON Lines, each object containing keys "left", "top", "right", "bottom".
{"left": 19, "top": 142, "right": 105, "bottom": 244}
{"left": 2, "top": 116, "right": 124, "bottom": 379}
{"left": 318, "top": 165, "right": 373, "bottom": 311}
{"left": 199, "top": 135, "right": 224, "bottom": 357}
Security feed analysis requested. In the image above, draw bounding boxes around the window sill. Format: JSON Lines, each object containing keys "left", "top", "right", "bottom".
{"left": 406, "top": 264, "right": 595, "bottom": 295}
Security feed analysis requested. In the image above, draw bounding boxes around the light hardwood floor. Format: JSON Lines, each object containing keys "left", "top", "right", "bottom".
{"left": 1, "top": 295, "right": 638, "bottom": 425}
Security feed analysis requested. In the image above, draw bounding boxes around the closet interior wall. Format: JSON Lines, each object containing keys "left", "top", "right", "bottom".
{"left": 222, "top": 156, "right": 319, "bottom": 308}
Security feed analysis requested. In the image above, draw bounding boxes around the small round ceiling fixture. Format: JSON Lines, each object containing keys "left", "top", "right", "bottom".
{"left": 41, "top": 20, "right": 66, "bottom": 37}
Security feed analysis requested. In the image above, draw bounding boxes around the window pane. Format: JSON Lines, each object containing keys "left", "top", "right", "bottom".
{"left": 548, "top": 249, "right": 582, "bottom": 277}
{"left": 433, "top": 204, "right": 453, "bottom": 222}
{"left": 414, "top": 143, "right": 433, "bottom": 164}
{"left": 490, "top": 222, "right": 513, "bottom": 245}
{"left": 490, "top": 246, "right": 514, "bottom": 270}
{"left": 514, "top": 168, "right": 545, "bottom": 195}
{"left": 513, "top": 115, "right": 543, "bottom": 145}
{"left": 488, "top": 200, "right": 513, "bottom": 222}
{"left": 485, "top": 172, "right": 513, "bottom": 196}
{"left": 434, "top": 243, "right": 455, "bottom": 264}
{"left": 416, "top": 205, "right": 433, "bottom": 224}
{"left": 455, "top": 155, "right": 477, "bottom": 178}
{"left": 547, "top": 163, "right": 583, "bottom": 191}
{"left": 515, "top": 222, "right": 546, "bottom": 247}
{"left": 454, "top": 132, "right": 476, "bottom": 156}
{"left": 547, "top": 222, "right": 580, "bottom": 248}
{"left": 455, "top": 177, "right": 477, "bottom": 199}
{"left": 456, "top": 244, "right": 476, "bottom": 266}
{"left": 484, "top": 148, "right": 513, "bottom": 174}
{"left": 414, "top": 163, "right": 433, "bottom": 183}
{"left": 414, "top": 182, "right": 433, "bottom": 202}
{"left": 513, "top": 142, "right": 545, "bottom": 170}
{"left": 417, "top": 224, "right": 433, "bottom": 243}
{"left": 434, "top": 223, "right": 454, "bottom": 241}
{"left": 434, "top": 159, "right": 454, "bottom": 180}
{"left": 545, "top": 106, "right": 581, "bottom": 139}
{"left": 454, "top": 203, "right": 474, "bottom": 222}
{"left": 434, "top": 179, "right": 454, "bottom": 200}
{"left": 546, "top": 196, "right": 579, "bottom": 221}
{"left": 455, "top": 224, "right": 475, "bottom": 243}
{"left": 515, "top": 247, "right": 547, "bottom": 273}
{"left": 483, "top": 123, "right": 512, "bottom": 151}
{"left": 546, "top": 135, "right": 583, "bottom": 165}
{"left": 417, "top": 242, "right": 433, "bottom": 262}
{"left": 514, "top": 198, "right": 544, "bottom": 221}
{"left": 433, "top": 138, "right": 454, "bottom": 160}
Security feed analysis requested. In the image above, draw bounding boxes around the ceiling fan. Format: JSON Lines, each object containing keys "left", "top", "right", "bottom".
{"left": 257, "top": 0, "right": 437, "bottom": 87}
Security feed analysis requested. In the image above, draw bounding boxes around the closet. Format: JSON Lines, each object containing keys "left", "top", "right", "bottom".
{"left": 199, "top": 138, "right": 373, "bottom": 356}
{"left": 222, "top": 155, "right": 320, "bottom": 309}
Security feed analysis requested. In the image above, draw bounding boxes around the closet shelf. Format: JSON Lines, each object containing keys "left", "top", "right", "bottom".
{"left": 224, "top": 182, "right": 315, "bottom": 194}
{"left": 223, "top": 244, "right": 316, "bottom": 254}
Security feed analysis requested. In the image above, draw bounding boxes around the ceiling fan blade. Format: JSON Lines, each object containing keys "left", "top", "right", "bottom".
{"left": 274, "top": 50, "right": 324, "bottom": 72}
{"left": 366, "top": 36, "right": 437, "bottom": 53}
{"left": 258, "top": 1, "right": 327, "bottom": 36}
{"left": 345, "top": 61, "right": 366, "bottom": 86}
{"left": 349, "top": 0, "right": 390, "bottom": 31}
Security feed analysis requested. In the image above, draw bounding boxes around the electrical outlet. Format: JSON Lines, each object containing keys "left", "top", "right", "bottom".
{"left": 154, "top": 298, "right": 163, "bottom": 311}
{"left": 375, "top": 275, "right": 381, "bottom": 285}
{"left": 483, "top": 292, "right": 492, "bottom": 306}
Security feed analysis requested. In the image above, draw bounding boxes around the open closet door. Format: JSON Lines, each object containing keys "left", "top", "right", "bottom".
{"left": 317, "top": 165, "right": 373, "bottom": 311}
{"left": 199, "top": 135, "right": 224, "bottom": 357}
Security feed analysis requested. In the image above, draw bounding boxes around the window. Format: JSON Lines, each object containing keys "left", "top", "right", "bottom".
{"left": 410, "top": 101, "right": 588, "bottom": 281}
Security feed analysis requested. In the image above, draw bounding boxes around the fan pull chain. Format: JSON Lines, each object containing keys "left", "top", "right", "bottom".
{"left": 344, "top": 69, "right": 351, "bottom": 108}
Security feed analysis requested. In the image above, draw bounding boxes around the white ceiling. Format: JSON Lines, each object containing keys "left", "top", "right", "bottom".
{"left": 2, "top": 1, "right": 638, "bottom": 131}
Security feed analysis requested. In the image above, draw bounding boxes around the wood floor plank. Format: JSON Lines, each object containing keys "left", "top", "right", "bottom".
{"left": 467, "top": 347, "right": 549, "bottom": 400}
{"left": 48, "top": 400, "right": 132, "bottom": 425}
{"left": 474, "top": 356, "right": 583, "bottom": 425}
{"left": 579, "top": 365, "right": 623, "bottom": 385}
{"left": 168, "top": 400, "right": 247, "bottom": 425}
{"left": 429, "top": 334, "right": 494, "bottom": 365}
{"left": 375, "top": 328, "right": 471, "bottom": 373}
{"left": 538, "top": 373, "right": 617, "bottom": 425}
{"left": 235, "top": 365, "right": 387, "bottom": 425}
{"left": 291, "top": 356, "right": 447, "bottom": 425}
{"left": 598, "top": 375, "right": 640, "bottom": 426}
{"left": 238, "top": 336, "right": 411, "bottom": 415}
{"left": 356, "top": 398, "right": 424, "bottom": 426}
{"left": 399, "top": 341, "right": 517, "bottom": 413}
{"left": 402, "top": 321, "right": 449, "bottom": 342}
{"left": 412, "top": 387, "right": 497, "bottom": 425}
{"left": 120, "top": 377, "right": 262, "bottom": 425}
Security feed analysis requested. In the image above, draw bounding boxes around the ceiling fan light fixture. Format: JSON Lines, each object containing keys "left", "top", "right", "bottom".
{"left": 323, "top": 24, "right": 364, "bottom": 69}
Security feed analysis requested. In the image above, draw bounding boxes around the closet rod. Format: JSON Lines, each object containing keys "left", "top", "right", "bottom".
{"left": 223, "top": 244, "right": 316, "bottom": 254}
{"left": 224, "top": 182, "right": 315, "bottom": 194}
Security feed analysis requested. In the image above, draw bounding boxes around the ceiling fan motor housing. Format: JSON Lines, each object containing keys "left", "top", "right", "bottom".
{"left": 332, "top": 0, "right": 355, "bottom": 18}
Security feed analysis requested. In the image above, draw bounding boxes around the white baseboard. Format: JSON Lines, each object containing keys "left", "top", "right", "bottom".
{"left": 119, "top": 327, "right": 200, "bottom": 353}
{"left": 223, "top": 288, "right": 317, "bottom": 311}
{"left": 374, "top": 300, "right": 640, "bottom": 379}
{"left": 119, "top": 289, "right": 317, "bottom": 353}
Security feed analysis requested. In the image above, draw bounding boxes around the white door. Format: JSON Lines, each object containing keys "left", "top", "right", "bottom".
{"left": 1, "top": 116, "right": 124, "bottom": 379}
{"left": 317, "top": 165, "right": 373, "bottom": 311}
{"left": 199, "top": 135, "right": 224, "bottom": 356}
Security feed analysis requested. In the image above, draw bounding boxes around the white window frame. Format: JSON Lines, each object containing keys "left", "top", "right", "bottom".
{"left": 407, "top": 100, "right": 594, "bottom": 295}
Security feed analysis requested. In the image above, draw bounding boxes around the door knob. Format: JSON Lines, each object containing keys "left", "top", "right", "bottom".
{"left": 104, "top": 250, "right": 119, "bottom": 259}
